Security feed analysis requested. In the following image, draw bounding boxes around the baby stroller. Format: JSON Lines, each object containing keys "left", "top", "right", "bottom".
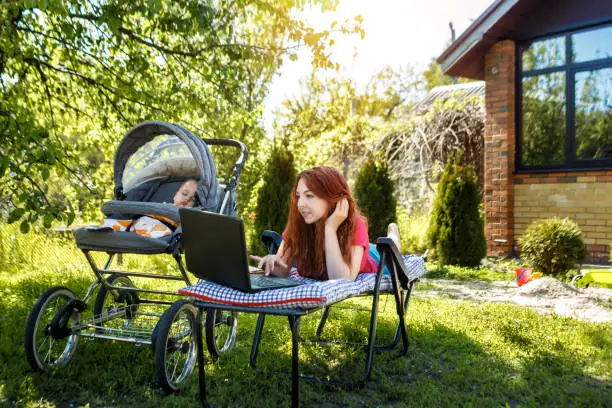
{"left": 24, "top": 121, "right": 245, "bottom": 391}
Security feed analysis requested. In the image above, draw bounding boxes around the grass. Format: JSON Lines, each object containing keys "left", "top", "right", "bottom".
{"left": 425, "top": 258, "right": 522, "bottom": 282}
{"left": 1, "top": 224, "right": 611, "bottom": 407}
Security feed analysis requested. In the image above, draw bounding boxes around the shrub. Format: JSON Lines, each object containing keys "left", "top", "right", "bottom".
{"left": 519, "top": 217, "right": 586, "bottom": 277}
{"left": 427, "top": 152, "right": 486, "bottom": 267}
{"left": 354, "top": 159, "right": 396, "bottom": 241}
{"left": 249, "top": 146, "right": 297, "bottom": 254}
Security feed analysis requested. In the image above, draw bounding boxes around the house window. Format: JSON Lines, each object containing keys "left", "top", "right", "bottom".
{"left": 518, "top": 24, "right": 612, "bottom": 170}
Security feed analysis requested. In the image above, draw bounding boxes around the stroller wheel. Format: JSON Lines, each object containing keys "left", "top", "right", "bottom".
{"left": 205, "top": 308, "right": 238, "bottom": 358}
{"left": 25, "top": 286, "right": 80, "bottom": 372}
{"left": 93, "top": 274, "right": 139, "bottom": 332}
{"left": 155, "top": 299, "right": 198, "bottom": 393}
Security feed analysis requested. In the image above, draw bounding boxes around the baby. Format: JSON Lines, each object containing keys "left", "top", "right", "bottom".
{"left": 102, "top": 179, "right": 197, "bottom": 238}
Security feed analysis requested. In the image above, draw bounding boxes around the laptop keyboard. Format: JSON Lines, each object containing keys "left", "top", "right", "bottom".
{"left": 250, "top": 274, "right": 300, "bottom": 289}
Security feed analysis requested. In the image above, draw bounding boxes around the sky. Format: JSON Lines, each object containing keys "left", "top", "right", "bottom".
{"left": 263, "top": 0, "right": 493, "bottom": 131}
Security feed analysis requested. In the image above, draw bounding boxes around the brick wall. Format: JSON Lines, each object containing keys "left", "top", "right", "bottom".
{"left": 514, "top": 172, "right": 612, "bottom": 263}
{"left": 484, "top": 40, "right": 516, "bottom": 256}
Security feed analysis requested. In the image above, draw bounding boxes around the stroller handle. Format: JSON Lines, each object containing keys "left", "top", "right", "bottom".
{"left": 202, "top": 138, "right": 248, "bottom": 191}
{"left": 203, "top": 138, "right": 248, "bottom": 215}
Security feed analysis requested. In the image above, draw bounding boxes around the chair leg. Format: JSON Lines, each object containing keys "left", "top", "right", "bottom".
{"left": 379, "top": 292, "right": 404, "bottom": 351}
{"left": 289, "top": 315, "right": 301, "bottom": 408}
{"left": 364, "top": 287, "right": 381, "bottom": 380}
{"left": 250, "top": 313, "right": 266, "bottom": 371}
{"left": 315, "top": 307, "right": 331, "bottom": 340}
{"left": 393, "top": 281, "right": 413, "bottom": 354}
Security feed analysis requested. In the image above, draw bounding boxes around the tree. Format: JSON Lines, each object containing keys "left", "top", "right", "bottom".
{"left": 276, "top": 76, "right": 371, "bottom": 177}
{"left": 427, "top": 152, "right": 486, "bottom": 267}
{"left": 250, "top": 145, "right": 296, "bottom": 254}
{"left": 354, "top": 159, "right": 396, "bottom": 241}
{"left": 422, "top": 59, "right": 455, "bottom": 91}
{"left": 375, "top": 94, "right": 485, "bottom": 211}
{"left": 358, "top": 65, "right": 423, "bottom": 120}
{"left": 274, "top": 65, "right": 421, "bottom": 179}
{"left": 0, "top": 0, "right": 363, "bottom": 231}
{"left": 422, "top": 58, "right": 474, "bottom": 91}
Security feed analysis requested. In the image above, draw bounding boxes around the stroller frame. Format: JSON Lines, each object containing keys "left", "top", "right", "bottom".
{"left": 76, "top": 137, "right": 244, "bottom": 343}
{"left": 24, "top": 122, "right": 246, "bottom": 392}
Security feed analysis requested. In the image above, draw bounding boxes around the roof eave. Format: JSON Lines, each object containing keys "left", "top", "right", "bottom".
{"left": 437, "top": 0, "right": 520, "bottom": 79}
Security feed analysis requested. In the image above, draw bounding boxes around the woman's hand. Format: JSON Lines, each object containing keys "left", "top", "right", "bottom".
{"left": 249, "top": 254, "right": 289, "bottom": 277}
{"left": 325, "top": 198, "right": 349, "bottom": 231}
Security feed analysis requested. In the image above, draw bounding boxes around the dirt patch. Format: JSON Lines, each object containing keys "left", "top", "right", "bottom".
{"left": 417, "top": 277, "right": 612, "bottom": 323}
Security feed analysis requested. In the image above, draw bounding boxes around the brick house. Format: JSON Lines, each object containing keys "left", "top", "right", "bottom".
{"left": 437, "top": 0, "right": 612, "bottom": 263}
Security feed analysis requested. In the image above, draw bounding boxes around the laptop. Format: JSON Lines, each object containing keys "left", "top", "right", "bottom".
{"left": 179, "top": 208, "right": 303, "bottom": 293}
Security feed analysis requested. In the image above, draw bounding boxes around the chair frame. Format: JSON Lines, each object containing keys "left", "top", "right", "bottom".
{"left": 191, "top": 234, "right": 421, "bottom": 408}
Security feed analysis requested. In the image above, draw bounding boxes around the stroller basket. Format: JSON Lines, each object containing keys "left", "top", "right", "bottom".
{"left": 79, "top": 305, "right": 158, "bottom": 344}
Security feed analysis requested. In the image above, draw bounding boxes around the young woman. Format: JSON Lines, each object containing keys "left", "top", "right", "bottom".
{"left": 253, "top": 166, "right": 400, "bottom": 281}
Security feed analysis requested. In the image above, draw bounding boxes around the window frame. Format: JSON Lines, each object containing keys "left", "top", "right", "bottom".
{"left": 516, "top": 23, "right": 612, "bottom": 172}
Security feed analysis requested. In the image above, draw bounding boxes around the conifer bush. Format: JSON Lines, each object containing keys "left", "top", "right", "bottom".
{"left": 427, "top": 152, "right": 486, "bottom": 266}
{"left": 519, "top": 217, "right": 586, "bottom": 277}
{"left": 354, "top": 159, "right": 396, "bottom": 242}
{"left": 250, "top": 146, "right": 296, "bottom": 254}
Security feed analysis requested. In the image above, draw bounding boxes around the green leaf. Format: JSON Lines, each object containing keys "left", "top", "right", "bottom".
{"left": 107, "top": 17, "right": 120, "bottom": 34}
{"left": 8, "top": 208, "right": 25, "bottom": 224}
{"left": 20, "top": 219, "right": 30, "bottom": 234}
{"left": 41, "top": 167, "right": 50, "bottom": 181}
{"left": 46, "top": 152, "right": 56, "bottom": 164}
{"left": 61, "top": 22, "right": 74, "bottom": 39}
{"left": 67, "top": 212, "right": 75, "bottom": 226}
{"left": 43, "top": 213, "right": 53, "bottom": 229}
{"left": 0, "top": 157, "right": 8, "bottom": 178}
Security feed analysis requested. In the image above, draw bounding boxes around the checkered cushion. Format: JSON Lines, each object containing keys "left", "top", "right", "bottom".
{"left": 179, "top": 255, "right": 426, "bottom": 310}
{"left": 400, "top": 255, "right": 427, "bottom": 281}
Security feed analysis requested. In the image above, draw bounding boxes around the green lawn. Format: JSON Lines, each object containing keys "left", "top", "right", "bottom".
{"left": 1, "top": 225, "right": 610, "bottom": 407}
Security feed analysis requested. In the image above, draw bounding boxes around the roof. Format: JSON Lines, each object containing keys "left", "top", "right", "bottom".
{"left": 413, "top": 81, "right": 485, "bottom": 113}
{"left": 437, "top": 0, "right": 612, "bottom": 79}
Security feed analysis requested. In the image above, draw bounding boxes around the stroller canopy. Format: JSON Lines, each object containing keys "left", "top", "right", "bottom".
{"left": 114, "top": 121, "right": 219, "bottom": 212}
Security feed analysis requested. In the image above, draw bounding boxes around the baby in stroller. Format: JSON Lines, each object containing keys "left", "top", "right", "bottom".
{"left": 101, "top": 179, "right": 197, "bottom": 238}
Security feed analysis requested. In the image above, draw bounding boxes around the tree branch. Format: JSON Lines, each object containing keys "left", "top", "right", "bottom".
{"left": 169, "top": 53, "right": 241, "bottom": 107}
{"left": 51, "top": 94, "right": 96, "bottom": 120}
{"left": 27, "top": 57, "right": 173, "bottom": 116}
{"left": 66, "top": 12, "right": 280, "bottom": 57}
{"left": 0, "top": 153, "right": 54, "bottom": 208}
{"left": 16, "top": 25, "right": 140, "bottom": 92}
{"left": 31, "top": 59, "right": 56, "bottom": 128}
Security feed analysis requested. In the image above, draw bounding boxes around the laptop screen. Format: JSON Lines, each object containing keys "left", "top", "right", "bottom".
{"left": 179, "top": 208, "right": 252, "bottom": 290}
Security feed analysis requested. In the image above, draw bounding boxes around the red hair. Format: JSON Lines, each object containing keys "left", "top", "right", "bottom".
{"left": 282, "top": 166, "right": 361, "bottom": 280}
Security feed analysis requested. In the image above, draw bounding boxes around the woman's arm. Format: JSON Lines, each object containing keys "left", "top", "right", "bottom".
{"left": 325, "top": 227, "right": 363, "bottom": 280}
{"left": 324, "top": 198, "right": 362, "bottom": 280}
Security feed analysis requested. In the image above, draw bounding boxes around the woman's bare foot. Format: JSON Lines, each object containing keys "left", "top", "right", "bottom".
{"left": 387, "top": 222, "right": 401, "bottom": 252}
